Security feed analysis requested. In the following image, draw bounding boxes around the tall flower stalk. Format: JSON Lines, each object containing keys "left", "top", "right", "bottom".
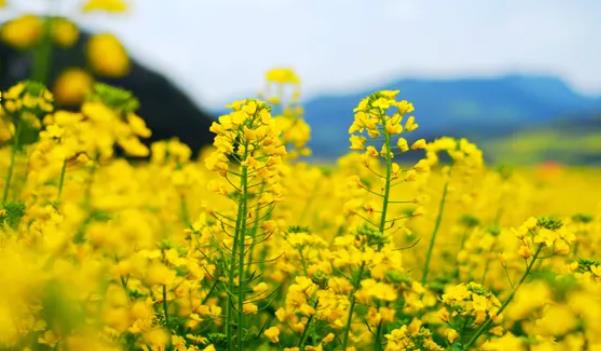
{"left": 422, "top": 178, "right": 450, "bottom": 284}
{"left": 205, "top": 99, "right": 286, "bottom": 351}
{"left": 2, "top": 120, "right": 22, "bottom": 204}
{"left": 31, "top": 17, "right": 53, "bottom": 84}
{"left": 420, "top": 137, "right": 483, "bottom": 285}
{"left": 342, "top": 90, "right": 424, "bottom": 350}
{"left": 462, "top": 244, "right": 542, "bottom": 350}
{"left": 1, "top": 82, "right": 54, "bottom": 205}
{"left": 462, "top": 216, "right": 570, "bottom": 350}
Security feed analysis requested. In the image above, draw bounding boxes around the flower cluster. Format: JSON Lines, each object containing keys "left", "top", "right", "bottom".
{"left": 262, "top": 68, "right": 311, "bottom": 158}
{"left": 83, "top": 0, "right": 129, "bottom": 13}
{"left": 2, "top": 80, "right": 54, "bottom": 116}
{"left": 514, "top": 216, "right": 574, "bottom": 258}
{"left": 0, "top": 3, "right": 130, "bottom": 107}
{"left": 206, "top": 98, "right": 286, "bottom": 183}
{"left": 385, "top": 319, "right": 443, "bottom": 351}
{"left": 440, "top": 282, "right": 502, "bottom": 329}
{"left": 0, "top": 68, "right": 600, "bottom": 351}
{"left": 348, "top": 90, "right": 419, "bottom": 157}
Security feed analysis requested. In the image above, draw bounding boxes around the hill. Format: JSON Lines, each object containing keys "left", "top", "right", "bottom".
{"left": 303, "top": 75, "right": 601, "bottom": 159}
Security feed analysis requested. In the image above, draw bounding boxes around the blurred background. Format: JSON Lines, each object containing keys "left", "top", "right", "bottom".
{"left": 1, "top": 0, "right": 601, "bottom": 163}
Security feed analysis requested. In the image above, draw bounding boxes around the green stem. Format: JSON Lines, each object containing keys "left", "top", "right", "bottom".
{"left": 374, "top": 133, "right": 393, "bottom": 350}
{"left": 237, "top": 164, "right": 249, "bottom": 351}
{"left": 341, "top": 261, "right": 365, "bottom": 350}
{"left": 162, "top": 285, "right": 169, "bottom": 327}
{"left": 2, "top": 120, "right": 22, "bottom": 204}
{"left": 298, "top": 248, "right": 309, "bottom": 276}
{"left": 226, "top": 143, "right": 251, "bottom": 351}
{"left": 226, "top": 185, "right": 244, "bottom": 351}
{"left": 298, "top": 299, "right": 319, "bottom": 348}
{"left": 342, "top": 131, "right": 393, "bottom": 350}
{"left": 452, "top": 229, "right": 470, "bottom": 279}
{"left": 31, "top": 17, "right": 53, "bottom": 84}
{"left": 246, "top": 182, "right": 265, "bottom": 278}
{"left": 179, "top": 193, "right": 191, "bottom": 226}
{"left": 55, "top": 159, "right": 67, "bottom": 203}
{"left": 82, "top": 156, "right": 98, "bottom": 211}
{"left": 480, "top": 243, "right": 496, "bottom": 284}
{"left": 202, "top": 277, "right": 220, "bottom": 305}
{"left": 421, "top": 179, "right": 450, "bottom": 285}
{"left": 462, "top": 245, "right": 543, "bottom": 350}
{"left": 375, "top": 320, "right": 384, "bottom": 351}
{"left": 378, "top": 132, "right": 393, "bottom": 233}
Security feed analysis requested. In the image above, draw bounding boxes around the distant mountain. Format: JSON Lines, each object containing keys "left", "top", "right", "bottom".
{"left": 0, "top": 33, "right": 214, "bottom": 153}
{"left": 303, "top": 75, "right": 601, "bottom": 158}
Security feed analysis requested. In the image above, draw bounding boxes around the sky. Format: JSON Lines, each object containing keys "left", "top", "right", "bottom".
{"left": 3, "top": 0, "right": 601, "bottom": 108}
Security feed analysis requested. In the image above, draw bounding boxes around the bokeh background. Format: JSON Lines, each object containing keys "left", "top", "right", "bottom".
{"left": 2, "top": 0, "right": 601, "bottom": 163}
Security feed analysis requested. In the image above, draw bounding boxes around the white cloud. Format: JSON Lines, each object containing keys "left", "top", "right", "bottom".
{"left": 3, "top": 0, "right": 601, "bottom": 107}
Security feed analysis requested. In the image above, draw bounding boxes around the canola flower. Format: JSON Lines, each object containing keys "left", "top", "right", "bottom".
{"left": 0, "top": 68, "right": 600, "bottom": 351}
{"left": 86, "top": 33, "right": 130, "bottom": 78}
{"left": 83, "top": 0, "right": 129, "bottom": 13}
{"left": 0, "top": 4, "right": 130, "bottom": 90}
{"left": 0, "top": 15, "right": 82, "bottom": 83}
{"left": 262, "top": 67, "right": 311, "bottom": 159}
{"left": 53, "top": 68, "right": 94, "bottom": 106}
{"left": 205, "top": 99, "right": 286, "bottom": 351}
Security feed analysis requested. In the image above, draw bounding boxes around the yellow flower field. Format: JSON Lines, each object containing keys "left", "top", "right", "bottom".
{"left": 1, "top": 1, "right": 600, "bottom": 350}
{"left": 0, "top": 73, "right": 600, "bottom": 351}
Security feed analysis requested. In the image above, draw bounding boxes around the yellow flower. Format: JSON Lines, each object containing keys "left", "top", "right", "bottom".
{"left": 37, "top": 330, "right": 59, "bottom": 347}
{"left": 349, "top": 135, "right": 366, "bottom": 150}
{"left": 243, "top": 303, "right": 258, "bottom": 315}
{"left": 446, "top": 329, "right": 459, "bottom": 343}
{"left": 0, "top": 15, "right": 43, "bottom": 49}
{"left": 397, "top": 137, "right": 409, "bottom": 152}
{"left": 265, "top": 68, "right": 300, "bottom": 85}
{"left": 535, "top": 304, "right": 577, "bottom": 336}
{"left": 253, "top": 282, "right": 269, "bottom": 295}
{"left": 145, "top": 263, "right": 176, "bottom": 286}
{"left": 481, "top": 333, "right": 525, "bottom": 351}
{"left": 349, "top": 90, "right": 422, "bottom": 163}
{"left": 51, "top": 18, "right": 79, "bottom": 48}
{"left": 53, "top": 68, "right": 94, "bottom": 106}
{"left": 2, "top": 81, "right": 54, "bottom": 115}
{"left": 264, "top": 326, "right": 280, "bottom": 343}
{"left": 411, "top": 138, "right": 427, "bottom": 150}
{"left": 143, "top": 329, "right": 169, "bottom": 348}
{"left": 87, "top": 33, "right": 130, "bottom": 77}
{"left": 82, "top": 0, "right": 128, "bottom": 13}
{"left": 404, "top": 116, "right": 418, "bottom": 131}
{"left": 359, "top": 279, "right": 397, "bottom": 302}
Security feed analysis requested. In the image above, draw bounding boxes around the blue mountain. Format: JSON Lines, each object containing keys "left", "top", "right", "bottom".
{"left": 303, "top": 74, "right": 601, "bottom": 158}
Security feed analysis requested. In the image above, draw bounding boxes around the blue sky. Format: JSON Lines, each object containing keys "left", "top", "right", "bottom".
{"left": 3, "top": 0, "right": 601, "bottom": 108}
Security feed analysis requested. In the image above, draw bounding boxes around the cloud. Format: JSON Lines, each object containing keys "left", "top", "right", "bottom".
{"left": 3, "top": 0, "right": 601, "bottom": 107}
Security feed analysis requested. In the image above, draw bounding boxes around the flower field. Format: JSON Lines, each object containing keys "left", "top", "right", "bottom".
{"left": 0, "top": 73, "right": 600, "bottom": 351}
{"left": 1, "top": 1, "right": 601, "bottom": 351}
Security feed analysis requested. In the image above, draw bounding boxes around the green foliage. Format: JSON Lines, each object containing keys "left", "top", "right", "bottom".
{"left": 88, "top": 83, "right": 140, "bottom": 113}
{"left": 537, "top": 216, "right": 563, "bottom": 230}
{"left": 0, "top": 201, "right": 25, "bottom": 228}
